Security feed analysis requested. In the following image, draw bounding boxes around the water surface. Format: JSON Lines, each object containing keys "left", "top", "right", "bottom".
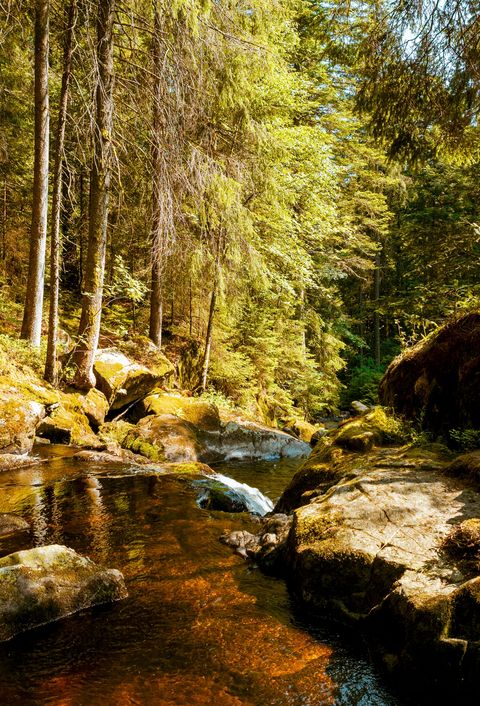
{"left": 0, "top": 449, "right": 403, "bottom": 706}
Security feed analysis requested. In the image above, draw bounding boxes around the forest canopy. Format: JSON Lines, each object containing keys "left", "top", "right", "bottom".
{"left": 1, "top": 0, "right": 479, "bottom": 422}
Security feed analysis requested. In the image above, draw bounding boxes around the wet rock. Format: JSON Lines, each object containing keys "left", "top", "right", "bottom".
{"left": 93, "top": 349, "right": 170, "bottom": 411}
{"left": 198, "top": 483, "right": 251, "bottom": 513}
{"left": 220, "top": 530, "right": 261, "bottom": 558}
{"left": 221, "top": 513, "right": 293, "bottom": 569}
{"left": 0, "top": 453, "right": 36, "bottom": 472}
{"left": 213, "top": 419, "right": 310, "bottom": 461}
{"left": 0, "top": 544, "right": 127, "bottom": 642}
{"left": 0, "top": 513, "right": 29, "bottom": 537}
{"left": 310, "top": 428, "right": 328, "bottom": 446}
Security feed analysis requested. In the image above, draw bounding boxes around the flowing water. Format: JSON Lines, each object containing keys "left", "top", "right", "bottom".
{"left": 0, "top": 448, "right": 404, "bottom": 706}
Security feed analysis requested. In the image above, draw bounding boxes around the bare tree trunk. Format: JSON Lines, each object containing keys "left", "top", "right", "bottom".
{"left": 73, "top": 0, "right": 115, "bottom": 388}
{"left": 21, "top": 0, "right": 49, "bottom": 347}
{"left": 2, "top": 177, "right": 6, "bottom": 262}
{"left": 200, "top": 233, "right": 222, "bottom": 392}
{"left": 44, "top": 0, "right": 76, "bottom": 385}
{"left": 148, "top": 1, "right": 164, "bottom": 348}
{"left": 373, "top": 251, "right": 381, "bottom": 366}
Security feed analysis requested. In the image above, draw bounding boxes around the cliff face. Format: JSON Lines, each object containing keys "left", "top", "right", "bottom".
{"left": 379, "top": 312, "right": 480, "bottom": 435}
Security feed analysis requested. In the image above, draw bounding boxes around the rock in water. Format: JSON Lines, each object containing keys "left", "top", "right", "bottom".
{"left": 0, "top": 545, "right": 127, "bottom": 642}
{"left": 0, "top": 513, "right": 29, "bottom": 537}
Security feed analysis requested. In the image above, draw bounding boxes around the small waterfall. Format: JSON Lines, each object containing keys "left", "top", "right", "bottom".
{"left": 210, "top": 473, "right": 274, "bottom": 516}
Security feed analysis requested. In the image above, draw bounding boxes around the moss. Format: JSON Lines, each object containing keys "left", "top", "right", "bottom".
{"left": 141, "top": 392, "right": 221, "bottom": 432}
{"left": 98, "top": 420, "right": 135, "bottom": 446}
{"left": 122, "top": 435, "right": 163, "bottom": 462}
{"left": 442, "top": 519, "right": 480, "bottom": 563}
{"left": 445, "top": 451, "right": 480, "bottom": 489}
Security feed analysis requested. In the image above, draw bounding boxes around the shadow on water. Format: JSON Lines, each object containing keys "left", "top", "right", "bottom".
{"left": 0, "top": 450, "right": 406, "bottom": 706}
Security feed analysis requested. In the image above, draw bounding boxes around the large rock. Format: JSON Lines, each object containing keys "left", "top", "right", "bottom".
{"left": 115, "top": 412, "right": 310, "bottom": 464}
{"left": 93, "top": 349, "right": 172, "bottom": 411}
{"left": 214, "top": 419, "right": 311, "bottom": 461}
{"left": 275, "top": 439, "right": 480, "bottom": 701}
{"left": 276, "top": 408, "right": 407, "bottom": 513}
{"left": 36, "top": 399, "right": 101, "bottom": 447}
{"left": 0, "top": 545, "right": 127, "bottom": 642}
{"left": 0, "top": 391, "right": 45, "bottom": 454}
{"left": 135, "top": 392, "right": 221, "bottom": 431}
{"left": 379, "top": 312, "right": 480, "bottom": 435}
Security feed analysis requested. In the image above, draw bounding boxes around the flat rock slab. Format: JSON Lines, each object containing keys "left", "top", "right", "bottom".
{"left": 0, "top": 545, "right": 127, "bottom": 641}
{"left": 285, "top": 453, "right": 480, "bottom": 698}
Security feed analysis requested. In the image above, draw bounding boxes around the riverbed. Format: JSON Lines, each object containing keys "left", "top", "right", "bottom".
{"left": 0, "top": 448, "right": 403, "bottom": 705}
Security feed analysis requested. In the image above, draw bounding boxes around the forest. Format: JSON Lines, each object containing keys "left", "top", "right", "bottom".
{"left": 3, "top": 0, "right": 477, "bottom": 424}
{"left": 2, "top": 2, "right": 480, "bottom": 706}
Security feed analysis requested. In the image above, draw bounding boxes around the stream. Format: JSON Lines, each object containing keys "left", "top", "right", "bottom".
{"left": 0, "top": 447, "right": 404, "bottom": 705}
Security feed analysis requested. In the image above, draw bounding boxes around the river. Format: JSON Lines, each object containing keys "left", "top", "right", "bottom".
{"left": 0, "top": 447, "right": 404, "bottom": 705}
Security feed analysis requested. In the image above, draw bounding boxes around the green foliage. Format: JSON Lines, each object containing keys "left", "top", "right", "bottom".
{"left": 449, "top": 429, "right": 480, "bottom": 453}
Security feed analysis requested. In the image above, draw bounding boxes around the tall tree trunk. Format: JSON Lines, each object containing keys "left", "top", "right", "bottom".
{"left": 2, "top": 177, "right": 6, "bottom": 263}
{"left": 73, "top": 0, "right": 115, "bottom": 388}
{"left": 149, "top": 1, "right": 164, "bottom": 348}
{"left": 373, "top": 251, "right": 381, "bottom": 366}
{"left": 20, "top": 0, "right": 49, "bottom": 347}
{"left": 44, "top": 0, "right": 76, "bottom": 385}
{"left": 200, "top": 233, "right": 222, "bottom": 392}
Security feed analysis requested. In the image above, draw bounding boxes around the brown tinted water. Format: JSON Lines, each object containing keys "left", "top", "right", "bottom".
{"left": 0, "top": 448, "right": 403, "bottom": 706}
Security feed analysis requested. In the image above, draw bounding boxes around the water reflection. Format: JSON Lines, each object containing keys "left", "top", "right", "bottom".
{"left": 0, "top": 456, "right": 404, "bottom": 706}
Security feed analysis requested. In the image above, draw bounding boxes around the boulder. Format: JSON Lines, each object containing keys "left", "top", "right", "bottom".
{"left": 0, "top": 545, "right": 127, "bottom": 642}
{"left": 350, "top": 400, "right": 370, "bottom": 415}
{"left": 93, "top": 349, "right": 169, "bottom": 411}
{"left": 78, "top": 388, "right": 109, "bottom": 429}
{"left": 0, "top": 392, "right": 45, "bottom": 454}
{"left": 276, "top": 439, "right": 480, "bottom": 700}
{"left": 135, "top": 392, "right": 221, "bottom": 431}
{"left": 379, "top": 312, "right": 480, "bottom": 434}
{"left": 213, "top": 419, "right": 311, "bottom": 461}
{"left": 112, "top": 410, "right": 310, "bottom": 464}
{"left": 36, "top": 401, "right": 100, "bottom": 447}
{"left": 122, "top": 414, "right": 200, "bottom": 462}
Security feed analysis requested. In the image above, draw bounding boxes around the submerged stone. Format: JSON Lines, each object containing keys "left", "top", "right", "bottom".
{"left": 0, "top": 545, "right": 127, "bottom": 642}
{"left": 0, "top": 513, "right": 29, "bottom": 537}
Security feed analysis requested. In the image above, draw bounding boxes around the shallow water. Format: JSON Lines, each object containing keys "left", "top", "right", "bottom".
{"left": 0, "top": 448, "right": 403, "bottom": 705}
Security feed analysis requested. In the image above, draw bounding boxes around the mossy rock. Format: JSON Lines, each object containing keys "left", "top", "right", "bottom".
{"left": 93, "top": 349, "right": 169, "bottom": 411}
{"left": 335, "top": 407, "right": 407, "bottom": 448}
{"left": 77, "top": 388, "right": 109, "bottom": 429}
{"left": 36, "top": 398, "right": 100, "bottom": 447}
{"left": 0, "top": 545, "right": 127, "bottom": 642}
{"left": 121, "top": 414, "right": 201, "bottom": 462}
{"left": 137, "top": 392, "right": 221, "bottom": 432}
{"left": 116, "top": 336, "right": 175, "bottom": 379}
{"left": 0, "top": 391, "right": 45, "bottom": 454}
{"left": 445, "top": 451, "right": 480, "bottom": 490}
